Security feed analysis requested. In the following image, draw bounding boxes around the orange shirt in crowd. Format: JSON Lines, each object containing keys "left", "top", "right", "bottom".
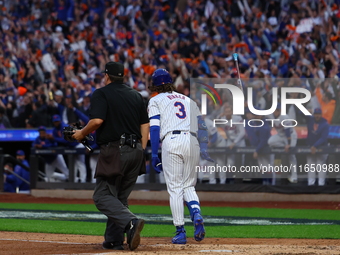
{"left": 315, "top": 87, "right": 336, "bottom": 124}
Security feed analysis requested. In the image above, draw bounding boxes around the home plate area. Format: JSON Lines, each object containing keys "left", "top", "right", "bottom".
{"left": 1, "top": 232, "right": 339, "bottom": 255}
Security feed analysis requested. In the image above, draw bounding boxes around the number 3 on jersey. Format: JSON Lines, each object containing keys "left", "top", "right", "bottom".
{"left": 174, "top": 102, "right": 187, "bottom": 119}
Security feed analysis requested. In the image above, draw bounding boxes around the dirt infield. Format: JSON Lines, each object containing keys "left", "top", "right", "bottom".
{"left": 1, "top": 193, "right": 340, "bottom": 209}
{"left": 1, "top": 232, "right": 340, "bottom": 255}
{"left": 0, "top": 193, "right": 340, "bottom": 255}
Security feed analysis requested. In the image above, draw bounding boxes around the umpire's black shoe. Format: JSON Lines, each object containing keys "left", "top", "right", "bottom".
{"left": 126, "top": 218, "right": 145, "bottom": 251}
{"left": 102, "top": 241, "right": 124, "bottom": 250}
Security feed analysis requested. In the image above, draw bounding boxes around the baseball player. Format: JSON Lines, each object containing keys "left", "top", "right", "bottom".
{"left": 3, "top": 162, "right": 17, "bottom": 192}
{"left": 201, "top": 117, "right": 227, "bottom": 184}
{"left": 306, "top": 108, "right": 329, "bottom": 186}
{"left": 244, "top": 108, "right": 258, "bottom": 177}
{"left": 32, "top": 126, "right": 69, "bottom": 182}
{"left": 74, "top": 108, "right": 99, "bottom": 183}
{"left": 148, "top": 69, "right": 213, "bottom": 244}
{"left": 71, "top": 109, "right": 99, "bottom": 183}
{"left": 219, "top": 106, "right": 246, "bottom": 183}
{"left": 247, "top": 112, "right": 273, "bottom": 184}
{"left": 268, "top": 105, "right": 298, "bottom": 183}
{"left": 14, "top": 150, "right": 30, "bottom": 192}
{"left": 50, "top": 114, "right": 87, "bottom": 183}
{"left": 86, "top": 131, "right": 99, "bottom": 183}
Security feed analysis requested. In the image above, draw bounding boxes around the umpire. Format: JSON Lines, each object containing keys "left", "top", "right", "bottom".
{"left": 72, "top": 61, "right": 149, "bottom": 251}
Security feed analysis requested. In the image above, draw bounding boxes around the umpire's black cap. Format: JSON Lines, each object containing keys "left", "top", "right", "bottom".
{"left": 102, "top": 61, "right": 124, "bottom": 77}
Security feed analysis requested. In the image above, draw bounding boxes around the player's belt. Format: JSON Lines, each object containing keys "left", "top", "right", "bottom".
{"left": 162, "top": 131, "right": 197, "bottom": 141}
{"left": 172, "top": 130, "right": 197, "bottom": 138}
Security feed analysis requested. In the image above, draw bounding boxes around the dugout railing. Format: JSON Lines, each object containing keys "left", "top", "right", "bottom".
{"left": 18, "top": 145, "right": 340, "bottom": 194}
{"left": 0, "top": 151, "right": 33, "bottom": 193}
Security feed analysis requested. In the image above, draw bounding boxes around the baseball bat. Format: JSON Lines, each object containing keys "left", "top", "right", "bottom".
{"left": 232, "top": 53, "right": 243, "bottom": 92}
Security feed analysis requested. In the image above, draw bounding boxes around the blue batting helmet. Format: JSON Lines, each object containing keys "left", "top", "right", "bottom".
{"left": 314, "top": 108, "right": 322, "bottom": 114}
{"left": 152, "top": 69, "right": 172, "bottom": 86}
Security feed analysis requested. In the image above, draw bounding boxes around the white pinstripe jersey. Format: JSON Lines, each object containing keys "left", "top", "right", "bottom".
{"left": 148, "top": 92, "right": 200, "bottom": 140}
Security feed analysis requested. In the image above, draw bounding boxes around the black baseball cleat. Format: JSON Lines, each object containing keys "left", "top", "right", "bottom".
{"left": 102, "top": 241, "right": 124, "bottom": 250}
{"left": 126, "top": 218, "right": 145, "bottom": 251}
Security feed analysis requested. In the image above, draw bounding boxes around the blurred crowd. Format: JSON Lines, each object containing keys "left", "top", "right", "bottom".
{"left": 0, "top": 0, "right": 340, "bottom": 129}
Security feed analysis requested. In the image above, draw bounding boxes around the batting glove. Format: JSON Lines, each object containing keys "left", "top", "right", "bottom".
{"left": 151, "top": 156, "right": 163, "bottom": 173}
{"left": 200, "top": 150, "right": 214, "bottom": 162}
{"left": 200, "top": 142, "right": 214, "bottom": 162}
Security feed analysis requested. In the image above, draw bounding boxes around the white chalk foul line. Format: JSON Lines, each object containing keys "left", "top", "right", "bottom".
{"left": 0, "top": 210, "right": 337, "bottom": 225}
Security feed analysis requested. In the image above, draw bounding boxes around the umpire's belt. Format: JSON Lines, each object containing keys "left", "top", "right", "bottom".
{"left": 163, "top": 130, "right": 197, "bottom": 141}
{"left": 103, "top": 135, "right": 140, "bottom": 148}
{"left": 120, "top": 133, "right": 140, "bottom": 148}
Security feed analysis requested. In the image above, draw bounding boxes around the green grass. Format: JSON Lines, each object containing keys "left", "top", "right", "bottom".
{"left": 0, "top": 219, "right": 105, "bottom": 235}
{"left": 195, "top": 206, "right": 340, "bottom": 221}
{"left": 1, "top": 203, "right": 339, "bottom": 220}
{"left": 1, "top": 219, "right": 339, "bottom": 239}
{"left": 1, "top": 203, "right": 339, "bottom": 239}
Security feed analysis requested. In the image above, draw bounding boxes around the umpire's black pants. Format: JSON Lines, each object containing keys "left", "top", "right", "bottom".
{"left": 93, "top": 143, "right": 144, "bottom": 245}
